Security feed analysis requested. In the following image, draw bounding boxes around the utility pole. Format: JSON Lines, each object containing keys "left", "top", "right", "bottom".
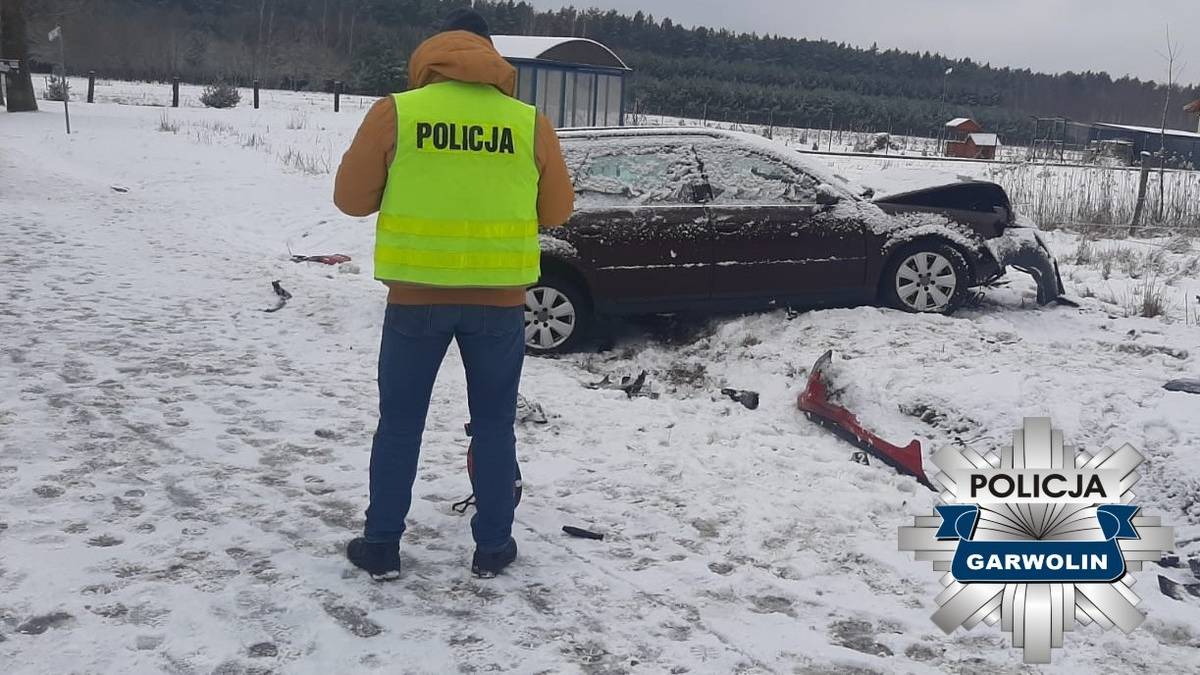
{"left": 48, "top": 24, "right": 69, "bottom": 133}
{"left": 937, "top": 66, "right": 953, "bottom": 155}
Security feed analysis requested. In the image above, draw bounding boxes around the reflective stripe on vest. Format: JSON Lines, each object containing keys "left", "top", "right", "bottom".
{"left": 375, "top": 81, "right": 540, "bottom": 287}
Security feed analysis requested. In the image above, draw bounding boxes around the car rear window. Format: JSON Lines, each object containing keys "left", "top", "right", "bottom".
{"left": 562, "top": 138, "right": 704, "bottom": 209}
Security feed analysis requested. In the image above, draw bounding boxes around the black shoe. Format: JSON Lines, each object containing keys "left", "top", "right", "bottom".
{"left": 471, "top": 538, "right": 518, "bottom": 579}
{"left": 346, "top": 537, "right": 401, "bottom": 581}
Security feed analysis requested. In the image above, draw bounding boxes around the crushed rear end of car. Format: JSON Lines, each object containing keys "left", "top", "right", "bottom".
{"left": 983, "top": 218, "right": 1069, "bottom": 305}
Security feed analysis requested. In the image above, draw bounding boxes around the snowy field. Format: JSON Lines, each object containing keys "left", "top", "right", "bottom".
{"left": 642, "top": 114, "right": 1200, "bottom": 231}
{"left": 3, "top": 88, "right": 1200, "bottom": 674}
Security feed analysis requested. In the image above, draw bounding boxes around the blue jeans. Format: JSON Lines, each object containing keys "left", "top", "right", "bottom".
{"left": 364, "top": 304, "right": 525, "bottom": 552}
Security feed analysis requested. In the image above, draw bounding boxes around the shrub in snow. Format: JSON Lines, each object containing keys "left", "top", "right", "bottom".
{"left": 279, "top": 147, "right": 330, "bottom": 175}
{"left": 43, "top": 75, "right": 70, "bottom": 101}
{"left": 158, "top": 111, "right": 179, "bottom": 133}
{"left": 286, "top": 112, "right": 308, "bottom": 130}
{"left": 853, "top": 132, "right": 900, "bottom": 154}
{"left": 1126, "top": 276, "right": 1168, "bottom": 319}
{"left": 201, "top": 82, "right": 240, "bottom": 109}
{"left": 1165, "top": 235, "right": 1193, "bottom": 255}
{"left": 1071, "top": 239, "right": 1095, "bottom": 265}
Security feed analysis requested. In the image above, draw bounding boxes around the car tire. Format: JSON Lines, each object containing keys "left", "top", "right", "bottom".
{"left": 881, "top": 241, "right": 972, "bottom": 314}
{"left": 524, "top": 274, "right": 592, "bottom": 354}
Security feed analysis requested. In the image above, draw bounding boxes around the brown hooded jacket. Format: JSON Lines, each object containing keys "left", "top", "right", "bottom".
{"left": 334, "top": 31, "right": 574, "bottom": 307}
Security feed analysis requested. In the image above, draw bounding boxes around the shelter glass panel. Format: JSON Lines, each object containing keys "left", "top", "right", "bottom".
{"left": 516, "top": 65, "right": 535, "bottom": 105}
{"left": 574, "top": 72, "right": 595, "bottom": 127}
{"left": 606, "top": 75, "right": 622, "bottom": 126}
{"left": 594, "top": 75, "right": 611, "bottom": 126}
{"left": 541, "top": 69, "right": 564, "bottom": 127}
{"left": 562, "top": 71, "right": 577, "bottom": 126}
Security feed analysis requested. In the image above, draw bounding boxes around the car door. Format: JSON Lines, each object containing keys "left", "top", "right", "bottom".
{"left": 559, "top": 138, "right": 713, "bottom": 311}
{"left": 694, "top": 141, "right": 868, "bottom": 308}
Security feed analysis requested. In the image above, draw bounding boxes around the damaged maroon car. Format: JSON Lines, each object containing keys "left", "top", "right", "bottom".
{"left": 525, "top": 128, "right": 1065, "bottom": 352}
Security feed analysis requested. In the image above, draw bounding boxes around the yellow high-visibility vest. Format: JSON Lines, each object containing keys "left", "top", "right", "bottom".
{"left": 375, "top": 81, "right": 540, "bottom": 287}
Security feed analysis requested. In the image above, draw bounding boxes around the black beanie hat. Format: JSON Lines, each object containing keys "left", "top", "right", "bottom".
{"left": 441, "top": 8, "right": 491, "bottom": 41}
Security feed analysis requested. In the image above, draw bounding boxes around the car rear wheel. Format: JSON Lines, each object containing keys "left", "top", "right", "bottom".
{"left": 882, "top": 242, "right": 970, "bottom": 314}
{"left": 525, "top": 275, "right": 591, "bottom": 353}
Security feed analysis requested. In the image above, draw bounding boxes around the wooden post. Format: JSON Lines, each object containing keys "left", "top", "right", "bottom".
{"left": 172, "top": 76, "right": 180, "bottom": 108}
{"left": 1129, "top": 151, "right": 1153, "bottom": 236}
{"left": 253, "top": 80, "right": 259, "bottom": 109}
{"left": 54, "top": 27, "right": 70, "bottom": 135}
{"left": 87, "top": 70, "right": 95, "bottom": 103}
{"left": 333, "top": 80, "right": 342, "bottom": 112}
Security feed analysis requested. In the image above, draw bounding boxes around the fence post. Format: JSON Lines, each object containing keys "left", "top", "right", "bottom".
{"left": 253, "top": 80, "right": 260, "bottom": 109}
{"left": 172, "top": 77, "right": 180, "bottom": 108}
{"left": 87, "top": 71, "right": 95, "bottom": 103}
{"left": 333, "top": 80, "right": 342, "bottom": 112}
{"left": 1129, "top": 151, "right": 1153, "bottom": 236}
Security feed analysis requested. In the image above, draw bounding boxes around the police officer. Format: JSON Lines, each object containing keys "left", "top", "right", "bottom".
{"left": 334, "top": 9, "right": 573, "bottom": 580}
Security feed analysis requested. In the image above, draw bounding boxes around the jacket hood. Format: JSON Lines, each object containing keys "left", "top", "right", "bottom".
{"left": 408, "top": 31, "right": 516, "bottom": 96}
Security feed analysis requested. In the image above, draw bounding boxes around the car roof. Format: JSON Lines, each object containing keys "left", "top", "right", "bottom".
{"left": 559, "top": 126, "right": 731, "bottom": 139}
{"left": 558, "top": 126, "right": 863, "bottom": 197}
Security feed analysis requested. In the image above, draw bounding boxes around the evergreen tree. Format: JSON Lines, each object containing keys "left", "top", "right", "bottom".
{"left": 19, "top": 0, "right": 1200, "bottom": 140}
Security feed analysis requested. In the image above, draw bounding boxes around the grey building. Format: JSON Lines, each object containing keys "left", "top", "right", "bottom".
{"left": 492, "top": 36, "right": 631, "bottom": 128}
{"left": 1089, "top": 122, "right": 1200, "bottom": 166}
{"left": 1032, "top": 117, "right": 1200, "bottom": 166}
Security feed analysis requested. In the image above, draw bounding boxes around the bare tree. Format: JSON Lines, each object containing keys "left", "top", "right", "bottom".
{"left": 1, "top": 0, "right": 38, "bottom": 112}
{"left": 1155, "top": 26, "right": 1185, "bottom": 222}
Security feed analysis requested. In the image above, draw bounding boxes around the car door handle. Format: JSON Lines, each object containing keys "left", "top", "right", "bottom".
{"left": 574, "top": 224, "right": 603, "bottom": 237}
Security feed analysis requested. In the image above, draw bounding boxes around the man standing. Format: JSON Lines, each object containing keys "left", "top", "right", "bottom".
{"left": 333, "top": 9, "right": 573, "bottom": 580}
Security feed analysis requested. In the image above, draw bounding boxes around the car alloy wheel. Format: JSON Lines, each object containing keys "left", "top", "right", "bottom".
{"left": 894, "top": 250, "right": 959, "bottom": 312}
{"left": 525, "top": 286, "right": 578, "bottom": 351}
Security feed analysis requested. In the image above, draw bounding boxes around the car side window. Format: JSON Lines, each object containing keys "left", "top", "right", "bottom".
{"left": 563, "top": 140, "right": 703, "bottom": 208}
{"left": 696, "top": 144, "right": 820, "bottom": 205}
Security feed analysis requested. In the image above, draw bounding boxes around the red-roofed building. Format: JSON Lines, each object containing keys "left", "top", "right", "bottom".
{"left": 944, "top": 118, "right": 999, "bottom": 159}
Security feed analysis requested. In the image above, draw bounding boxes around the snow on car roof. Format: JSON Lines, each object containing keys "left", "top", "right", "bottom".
{"left": 558, "top": 126, "right": 863, "bottom": 196}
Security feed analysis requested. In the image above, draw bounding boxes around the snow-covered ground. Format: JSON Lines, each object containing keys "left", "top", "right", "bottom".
{"left": 3, "top": 92, "right": 1200, "bottom": 674}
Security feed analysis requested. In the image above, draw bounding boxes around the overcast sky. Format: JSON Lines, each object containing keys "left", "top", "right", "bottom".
{"left": 524, "top": 0, "right": 1198, "bottom": 85}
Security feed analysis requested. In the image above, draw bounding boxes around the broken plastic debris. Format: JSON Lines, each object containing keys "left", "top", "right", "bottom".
{"left": 586, "top": 371, "right": 658, "bottom": 399}
{"left": 517, "top": 395, "right": 548, "bottom": 424}
{"left": 720, "top": 388, "right": 760, "bottom": 410}
{"left": 290, "top": 254, "right": 351, "bottom": 265}
{"left": 262, "top": 280, "right": 292, "bottom": 313}
{"left": 562, "top": 526, "right": 604, "bottom": 540}
{"left": 1164, "top": 379, "right": 1200, "bottom": 395}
